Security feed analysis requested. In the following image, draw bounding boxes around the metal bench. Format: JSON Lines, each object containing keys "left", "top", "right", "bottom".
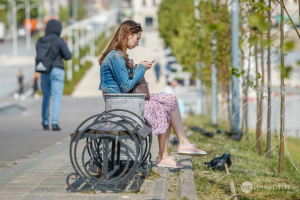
{"left": 67, "top": 94, "right": 153, "bottom": 193}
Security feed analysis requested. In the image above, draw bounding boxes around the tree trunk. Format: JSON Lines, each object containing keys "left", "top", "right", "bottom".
{"left": 258, "top": 38, "right": 264, "bottom": 155}
{"left": 245, "top": 47, "right": 251, "bottom": 142}
{"left": 240, "top": 50, "right": 245, "bottom": 132}
{"left": 255, "top": 44, "right": 260, "bottom": 151}
{"left": 278, "top": 1, "right": 285, "bottom": 174}
{"left": 227, "top": 83, "right": 231, "bottom": 125}
{"left": 266, "top": 0, "right": 272, "bottom": 159}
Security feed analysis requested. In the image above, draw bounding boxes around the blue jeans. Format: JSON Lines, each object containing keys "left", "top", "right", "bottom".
{"left": 40, "top": 68, "right": 65, "bottom": 125}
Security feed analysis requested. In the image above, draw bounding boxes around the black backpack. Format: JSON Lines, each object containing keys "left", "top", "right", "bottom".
{"left": 35, "top": 37, "right": 60, "bottom": 74}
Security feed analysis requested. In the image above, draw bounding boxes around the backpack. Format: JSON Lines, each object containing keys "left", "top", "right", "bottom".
{"left": 35, "top": 37, "right": 60, "bottom": 74}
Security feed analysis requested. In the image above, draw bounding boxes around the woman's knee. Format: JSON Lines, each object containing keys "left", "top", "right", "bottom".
{"left": 168, "top": 94, "right": 178, "bottom": 104}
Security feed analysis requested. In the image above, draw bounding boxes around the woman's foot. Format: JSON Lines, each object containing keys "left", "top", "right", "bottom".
{"left": 156, "top": 157, "right": 184, "bottom": 169}
{"left": 178, "top": 143, "right": 207, "bottom": 156}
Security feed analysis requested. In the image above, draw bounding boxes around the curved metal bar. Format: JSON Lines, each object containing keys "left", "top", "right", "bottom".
{"left": 89, "top": 139, "right": 103, "bottom": 169}
{"left": 72, "top": 113, "right": 105, "bottom": 138}
{"left": 71, "top": 120, "right": 140, "bottom": 188}
{"left": 69, "top": 109, "right": 154, "bottom": 193}
{"left": 86, "top": 112, "right": 142, "bottom": 160}
{"left": 66, "top": 173, "right": 80, "bottom": 192}
{"left": 73, "top": 119, "right": 138, "bottom": 180}
{"left": 142, "top": 133, "right": 152, "bottom": 164}
{"left": 131, "top": 174, "right": 142, "bottom": 193}
{"left": 82, "top": 135, "right": 132, "bottom": 186}
{"left": 90, "top": 113, "right": 144, "bottom": 168}
{"left": 87, "top": 112, "right": 152, "bottom": 166}
{"left": 90, "top": 112, "right": 152, "bottom": 173}
{"left": 147, "top": 159, "right": 153, "bottom": 177}
{"left": 70, "top": 112, "right": 107, "bottom": 176}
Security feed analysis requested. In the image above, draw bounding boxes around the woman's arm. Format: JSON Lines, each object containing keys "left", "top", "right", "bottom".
{"left": 110, "top": 53, "right": 146, "bottom": 93}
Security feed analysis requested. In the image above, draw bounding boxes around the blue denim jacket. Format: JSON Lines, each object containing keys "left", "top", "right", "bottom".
{"left": 99, "top": 50, "right": 146, "bottom": 93}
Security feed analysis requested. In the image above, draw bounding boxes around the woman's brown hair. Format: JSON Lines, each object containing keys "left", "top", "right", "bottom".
{"left": 98, "top": 20, "right": 143, "bottom": 69}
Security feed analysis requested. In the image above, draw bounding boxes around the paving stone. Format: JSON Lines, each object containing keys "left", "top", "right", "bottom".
{"left": 87, "top": 196, "right": 105, "bottom": 200}
{"left": 23, "top": 196, "right": 56, "bottom": 200}
{"left": 156, "top": 167, "right": 165, "bottom": 177}
{"left": 45, "top": 186, "right": 65, "bottom": 193}
{"left": 55, "top": 197, "right": 88, "bottom": 200}
{"left": 153, "top": 178, "right": 163, "bottom": 199}
{"left": 31, "top": 186, "right": 50, "bottom": 193}
{"left": 22, "top": 195, "right": 42, "bottom": 200}
{"left": 0, "top": 182, "right": 9, "bottom": 189}
{"left": 103, "top": 196, "right": 119, "bottom": 200}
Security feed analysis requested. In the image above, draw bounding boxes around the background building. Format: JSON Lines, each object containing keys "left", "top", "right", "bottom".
{"left": 132, "top": 0, "right": 161, "bottom": 29}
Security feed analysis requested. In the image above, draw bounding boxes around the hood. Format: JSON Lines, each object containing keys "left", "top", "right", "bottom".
{"left": 45, "top": 19, "right": 62, "bottom": 36}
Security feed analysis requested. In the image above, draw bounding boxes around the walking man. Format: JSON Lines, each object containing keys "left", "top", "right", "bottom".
{"left": 36, "top": 19, "right": 72, "bottom": 131}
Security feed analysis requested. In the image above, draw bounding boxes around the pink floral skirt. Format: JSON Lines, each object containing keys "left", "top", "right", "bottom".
{"left": 102, "top": 92, "right": 178, "bottom": 135}
{"left": 144, "top": 93, "right": 178, "bottom": 135}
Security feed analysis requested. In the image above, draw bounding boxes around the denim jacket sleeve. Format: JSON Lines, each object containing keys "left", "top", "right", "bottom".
{"left": 110, "top": 52, "right": 146, "bottom": 93}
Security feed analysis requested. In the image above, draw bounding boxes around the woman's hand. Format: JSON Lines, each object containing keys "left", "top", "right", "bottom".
{"left": 140, "top": 61, "right": 153, "bottom": 71}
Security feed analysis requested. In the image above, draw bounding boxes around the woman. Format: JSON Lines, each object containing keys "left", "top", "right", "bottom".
{"left": 99, "top": 20, "right": 206, "bottom": 169}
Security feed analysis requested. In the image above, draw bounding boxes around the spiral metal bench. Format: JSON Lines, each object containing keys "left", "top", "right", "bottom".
{"left": 67, "top": 94, "right": 153, "bottom": 193}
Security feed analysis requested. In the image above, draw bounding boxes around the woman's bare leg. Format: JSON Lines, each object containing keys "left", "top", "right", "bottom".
{"left": 170, "top": 104, "right": 190, "bottom": 145}
{"left": 157, "top": 125, "right": 171, "bottom": 163}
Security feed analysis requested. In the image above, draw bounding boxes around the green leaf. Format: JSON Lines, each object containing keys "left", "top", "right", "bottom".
{"left": 256, "top": 73, "right": 261, "bottom": 78}
{"left": 283, "top": 66, "right": 293, "bottom": 78}
{"left": 265, "top": 6, "right": 271, "bottom": 11}
{"left": 285, "top": 40, "right": 295, "bottom": 52}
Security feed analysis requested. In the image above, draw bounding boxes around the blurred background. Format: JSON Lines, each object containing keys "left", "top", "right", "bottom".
{"left": 0, "top": 0, "right": 300, "bottom": 171}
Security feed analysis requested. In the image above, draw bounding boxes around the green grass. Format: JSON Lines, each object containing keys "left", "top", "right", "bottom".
{"left": 183, "top": 115, "right": 300, "bottom": 200}
{"left": 81, "top": 189, "right": 97, "bottom": 194}
{"left": 63, "top": 61, "right": 93, "bottom": 95}
{"left": 146, "top": 169, "right": 161, "bottom": 181}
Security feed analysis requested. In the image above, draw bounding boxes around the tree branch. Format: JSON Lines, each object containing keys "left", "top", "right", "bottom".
{"left": 275, "top": 0, "right": 300, "bottom": 39}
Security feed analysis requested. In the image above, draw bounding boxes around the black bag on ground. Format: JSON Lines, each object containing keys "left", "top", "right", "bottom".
{"left": 35, "top": 37, "right": 60, "bottom": 74}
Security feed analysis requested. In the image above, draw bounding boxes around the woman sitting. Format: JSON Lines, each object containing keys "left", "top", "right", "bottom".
{"left": 98, "top": 20, "right": 206, "bottom": 169}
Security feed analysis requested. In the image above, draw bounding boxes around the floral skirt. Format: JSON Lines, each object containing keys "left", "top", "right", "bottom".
{"left": 144, "top": 93, "right": 178, "bottom": 135}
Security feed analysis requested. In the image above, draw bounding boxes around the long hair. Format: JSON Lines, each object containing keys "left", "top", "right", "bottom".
{"left": 99, "top": 20, "right": 143, "bottom": 69}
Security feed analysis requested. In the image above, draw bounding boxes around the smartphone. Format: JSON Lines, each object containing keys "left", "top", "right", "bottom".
{"left": 148, "top": 59, "right": 156, "bottom": 63}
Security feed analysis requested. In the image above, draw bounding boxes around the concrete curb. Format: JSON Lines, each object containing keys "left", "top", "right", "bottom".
{"left": 0, "top": 102, "right": 25, "bottom": 116}
{"left": 178, "top": 156, "right": 198, "bottom": 200}
{"left": 169, "top": 135, "right": 199, "bottom": 200}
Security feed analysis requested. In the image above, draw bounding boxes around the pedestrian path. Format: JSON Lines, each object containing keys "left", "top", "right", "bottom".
{"left": 71, "top": 56, "right": 102, "bottom": 98}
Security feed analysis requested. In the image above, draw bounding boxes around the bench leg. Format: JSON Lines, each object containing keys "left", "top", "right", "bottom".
{"left": 117, "top": 140, "right": 120, "bottom": 166}
{"left": 110, "top": 140, "right": 116, "bottom": 170}
{"left": 103, "top": 139, "right": 109, "bottom": 180}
